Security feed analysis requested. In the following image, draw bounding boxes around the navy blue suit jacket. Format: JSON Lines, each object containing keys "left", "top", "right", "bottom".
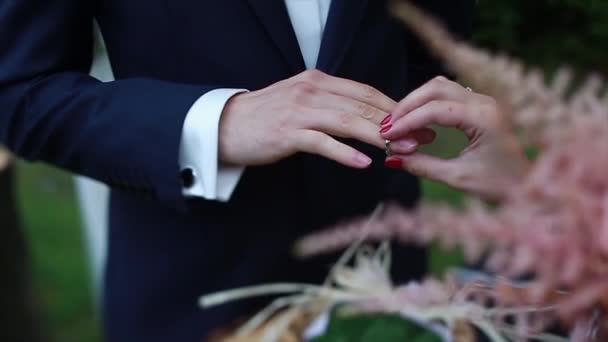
{"left": 0, "top": 0, "right": 474, "bottom": 340}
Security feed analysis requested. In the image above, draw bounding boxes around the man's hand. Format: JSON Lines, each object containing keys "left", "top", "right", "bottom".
{"left": 381, "top": 76, "right": 529, "bottom": 200}
{"left": 218, "top": 69, "right": 432, "bottom": 168}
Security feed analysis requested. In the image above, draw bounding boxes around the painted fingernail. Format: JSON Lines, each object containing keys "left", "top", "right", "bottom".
{"left": 380, "top": 114, "right": 392, "bottom": 126}
{"left": 380, "top": 124, "right": 392, "bottom": 134}
{"left": 384, "top": 157, "right": 402, "bottom": 169}
{"left": 355, "top": 153, "right": 372, "bottom": 167}
{"left": 396, "top": 139, "right": 418, "bottom": 151}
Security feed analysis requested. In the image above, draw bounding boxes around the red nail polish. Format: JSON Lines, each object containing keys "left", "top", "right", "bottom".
{"left": 384, "top": 158, "right": 402, "bottom": 169}
{"left": 380, "top": 114, "right": 392, "bottom": 126}
{"left": 380, "top": 124, "right": 392, "bottom": 134}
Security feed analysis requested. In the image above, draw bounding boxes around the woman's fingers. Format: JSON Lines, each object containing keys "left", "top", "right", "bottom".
{"left": 407, "top": 127, "right": 436, "bottom": 144}
{"left": 390, "top": 76, "right": 464, "bottom": 121}
{"left": 382, "top": 100, "right": 475, "bottom": 141}
{"left": 388, "top": 128, "right": 436, "bottom": 154}
{"left": 386, "top": 152, "right": 522, "bottom": 201}
{"left": 294, "top": 130, "right": 372, "bottom": 168}
{"left": 384, "top": 153, "right": 458, "bottom": 185}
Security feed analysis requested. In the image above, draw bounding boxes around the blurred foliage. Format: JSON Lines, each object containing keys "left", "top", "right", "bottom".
{"left": 0, "top": 166, "right": 48, "bottom": 342}
{"left": 17, "top": 162, "right": 100, "bottom": 342}
{"left": 311, "top": 308, "right": 442, "bottom": 342}
{"left": 473, "top": 0, "right": 608, "bottom": 75}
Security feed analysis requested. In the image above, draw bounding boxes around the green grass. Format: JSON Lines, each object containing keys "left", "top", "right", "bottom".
{"left": 17, "top": 162, "right": 101, "bottom": 342}
{"left": 14, "top": 127, "right": 467, "bottom": 342}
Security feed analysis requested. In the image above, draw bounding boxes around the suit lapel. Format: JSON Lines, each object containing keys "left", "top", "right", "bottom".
{"left": 317, "top": 0, "right": 370, "bottom": 74}
{"left": 246, "top": 0, "right": 306, "bottom": 74}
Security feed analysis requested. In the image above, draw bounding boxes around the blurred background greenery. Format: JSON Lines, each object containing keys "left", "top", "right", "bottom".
{"left": 5, "top": 1, "right": 608, "bottom": 341}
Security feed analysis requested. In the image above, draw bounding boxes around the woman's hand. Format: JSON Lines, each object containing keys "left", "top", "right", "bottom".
{"left": 381, "top": 76, "right": 529, "bottom": 200}
{"left": 219, "top": 69, "right": 432, "bottom": 168}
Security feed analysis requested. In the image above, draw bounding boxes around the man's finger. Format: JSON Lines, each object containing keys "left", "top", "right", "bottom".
{"left": 301, "top": 108, "right": 385, "bottom": 149}
{"left": 294, "top": 130, "right": 372, "bottom": 169}
{"left": 304, "top": 91, "right": 390, "bottom": 125}
{"left": 298, "top": 70, "right": 397, "bottom": 114}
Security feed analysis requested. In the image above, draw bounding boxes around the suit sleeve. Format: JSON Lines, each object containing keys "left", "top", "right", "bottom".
{"left": 0, "top": 1, "right": 214, "bottom": 208}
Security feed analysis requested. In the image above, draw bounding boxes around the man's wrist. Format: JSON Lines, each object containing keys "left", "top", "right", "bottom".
{"left": 179, "top": 88, "right": 248, "bottom": 201}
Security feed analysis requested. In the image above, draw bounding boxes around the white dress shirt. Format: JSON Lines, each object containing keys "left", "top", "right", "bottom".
{"left": 180, "top": 0, "right": 332, "bottom": 201}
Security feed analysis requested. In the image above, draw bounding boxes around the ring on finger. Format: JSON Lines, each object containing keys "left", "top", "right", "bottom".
{"left": 385, "top": 139, "right": 392, "bottom": 156}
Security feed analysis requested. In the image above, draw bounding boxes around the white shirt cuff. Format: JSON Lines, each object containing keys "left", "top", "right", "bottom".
{"left": 179, "top": 88, "right": 247, "bottom": 201}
